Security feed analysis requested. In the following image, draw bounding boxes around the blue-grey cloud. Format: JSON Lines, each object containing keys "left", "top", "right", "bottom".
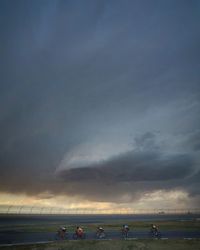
{"left": 56, "top": 147, "right": 198, "bottom": 202}
{"left": 59, "top": 151, "right": 194, "bottom": 182}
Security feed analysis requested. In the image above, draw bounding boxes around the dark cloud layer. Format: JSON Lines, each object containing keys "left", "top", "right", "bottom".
{"left": 59, "top": 151, "right": 193, "bottom": 182}
{"left": 0, "top": 0, "right": 200, "bottom": 205}
{"left": 56, "top": 149, "right": 198, "bottom": 202}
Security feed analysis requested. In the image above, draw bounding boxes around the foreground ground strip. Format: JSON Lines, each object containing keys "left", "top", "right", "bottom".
{"left": 1, "top": 214, "right": 200, "bottom": 249}
{"left": 1, "top": 239, "right": 200, "bottom": 250}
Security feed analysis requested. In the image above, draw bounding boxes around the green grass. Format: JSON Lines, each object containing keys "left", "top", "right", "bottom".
{"left": 1, "top": 220, "right": 199, "bottom": 233}
{"left": 1, "top": 239, "right": 200, "bottom": 250}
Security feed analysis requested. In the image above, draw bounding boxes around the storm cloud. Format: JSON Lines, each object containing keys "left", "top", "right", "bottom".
{"left": 0, "top": 0, "right": 200, "bottom": 206}
{"left": 59, "top": 151, "right": 193, "bottom": 183}
{"left": 55, "top": 148, "right": 197, "bottom": 202}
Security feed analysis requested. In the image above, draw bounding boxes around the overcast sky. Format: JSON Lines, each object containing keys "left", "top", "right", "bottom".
{"left": 0, "top": 0, "right": 200, "bottom": 209}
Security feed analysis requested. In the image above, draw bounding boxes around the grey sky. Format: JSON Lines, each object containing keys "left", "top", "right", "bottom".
{"left": 0, "top": 0, "right": 200, "bottom": 206}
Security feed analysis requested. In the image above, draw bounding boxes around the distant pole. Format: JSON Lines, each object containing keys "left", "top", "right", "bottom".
{"left": 49, "top": 207, "right": 53, "bottom": 214}
{"left": 7, "top": 205, "right": 13, "bottom": 214}
{"left": 58, "top": 208, "right": 62, "bottom": 214}
{"left": 18, "top": 206, "right": 23, "bottom": 214}
{"left": 40, "top": 207, "right": 45, "bottom": 214}
{"left": 30, "top": 206, "right": 35, "bottom": 214}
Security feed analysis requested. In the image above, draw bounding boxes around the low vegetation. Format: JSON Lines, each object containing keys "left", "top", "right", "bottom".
{"left": 1, "top": 239, "right": 200, "bottom": 250}
{"left": 1, "top": 220, "right": 199, "bottom": 233}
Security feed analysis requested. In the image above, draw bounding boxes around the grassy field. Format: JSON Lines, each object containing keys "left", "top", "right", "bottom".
{"left": 1, "top": 239, "right": 200, "bottom": 250}
{"left": 1, "top": 220, "right": 199, "bottom": 233}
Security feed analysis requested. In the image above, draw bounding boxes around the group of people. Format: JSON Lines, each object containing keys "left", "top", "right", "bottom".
{"left": 57, "top": 223, "right": 159, "bottom": 240}
{"left": 57, "top": 226, "right": 85, "bottom": 239}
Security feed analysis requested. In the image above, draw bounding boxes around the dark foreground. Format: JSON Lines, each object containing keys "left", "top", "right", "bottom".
{"left": 1, "top": 239, "right": 200, "bottom": 250}
{"left": 0, "top": 214, "right": 200, "bottom": 245}
{"left": 1, "top": 230, "right": 200, "bottom": 245}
